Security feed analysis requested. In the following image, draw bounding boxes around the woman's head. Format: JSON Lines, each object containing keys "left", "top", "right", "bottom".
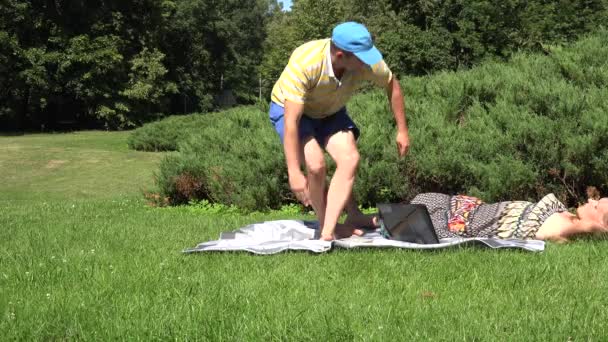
{"left": 576, "top": 197, "right": 608, "bottom": 232}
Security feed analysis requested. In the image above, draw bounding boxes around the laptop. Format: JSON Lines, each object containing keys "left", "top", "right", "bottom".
{"left": 377, "top": 203, "right": 440, "bottom": 244}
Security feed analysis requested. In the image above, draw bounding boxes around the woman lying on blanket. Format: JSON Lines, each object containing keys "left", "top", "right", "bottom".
{"left": 340, "top": 192, "right": 608, "bottom": 243}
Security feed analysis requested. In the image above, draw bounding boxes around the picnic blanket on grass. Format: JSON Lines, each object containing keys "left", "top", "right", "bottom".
{"left": 183, "top": 220, "right": 545, "bottom": 255}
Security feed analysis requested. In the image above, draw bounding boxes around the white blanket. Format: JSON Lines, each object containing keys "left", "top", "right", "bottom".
{"left": 183, "top": 220, "right": 545, "bottom": 255}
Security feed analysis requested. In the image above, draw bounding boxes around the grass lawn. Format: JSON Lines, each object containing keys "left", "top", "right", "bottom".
{"left": 1, "top": 131, "right": 608, "bottom": 340}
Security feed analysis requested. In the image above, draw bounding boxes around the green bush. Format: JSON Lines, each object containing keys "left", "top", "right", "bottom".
{"left": 153, "top": 106, "right": 290, "bottom": 210}
{"left": 127, "top": 114, "right": 207, "bottom": 151}
{"left": 395, "top": 31, "right": 608, "bottom": 204}
{"left": 142, "top": 31, "right": 607, "bottom": 210}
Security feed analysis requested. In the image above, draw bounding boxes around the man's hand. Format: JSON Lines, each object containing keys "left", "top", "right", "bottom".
{"left": 386, "top": 77, "right": 409, "bottom": 157}
{"left": 396, "top": 130, "right": 410, "bottom": 157}
{"left": 288, "top": 171, "right": 310, "bottom": 206}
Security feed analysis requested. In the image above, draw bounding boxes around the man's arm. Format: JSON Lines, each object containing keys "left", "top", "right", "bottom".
{"left": 385, "top": 76, "right": 410, "bottom": 157}
{"left": 283, "top": 100, "right": 304, "bottom": 172}
{"left": 283, "top": 100, "right": 310, "bottom": 206}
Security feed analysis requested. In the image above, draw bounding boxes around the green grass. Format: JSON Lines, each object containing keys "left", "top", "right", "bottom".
{"left": 2, "top": 131, "right": 608, "bottom": 340}
{"left": 0, "top": 131, "right": 163, "bottom": 201}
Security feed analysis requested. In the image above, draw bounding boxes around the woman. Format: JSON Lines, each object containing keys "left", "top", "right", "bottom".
{"left": 409, "top": 193, "right": 608, "bottom": 242}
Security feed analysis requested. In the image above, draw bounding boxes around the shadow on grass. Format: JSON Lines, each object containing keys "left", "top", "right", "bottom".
{"left": 0, "top": 129, "right": 92, "bottom": 136}
{"left": 0, "top": 131, "right": 26, "bottom": 136}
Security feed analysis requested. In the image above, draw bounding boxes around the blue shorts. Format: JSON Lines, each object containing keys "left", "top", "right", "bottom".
{"left": 268, "top": 102, "right": 360, "bottom": 147}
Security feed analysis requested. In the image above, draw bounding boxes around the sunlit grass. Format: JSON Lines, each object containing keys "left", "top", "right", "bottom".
{"left": 1, "top": 131, "right": 607, "bottom": 340}
{"left": 0, "top": 131, "right": 163, "bottom": 200}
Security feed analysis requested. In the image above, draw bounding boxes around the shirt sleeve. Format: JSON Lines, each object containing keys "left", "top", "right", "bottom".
{"left": 277, "top": 57, "right": 310, "bottom": 104}
{"left": 364, "top": 59, "right": 393, "bottom": 88}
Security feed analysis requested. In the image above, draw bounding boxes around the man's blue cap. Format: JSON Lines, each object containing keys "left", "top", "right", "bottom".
{"left": 331, "top": 22, "right": 382, "bottom": 66}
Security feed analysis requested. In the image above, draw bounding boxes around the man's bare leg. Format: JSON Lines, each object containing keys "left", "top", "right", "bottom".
{"left": 300, "top": 137, "right": 363, "bottom": 239}
{"left": 344, "top": 193, "right": 379, "bottom": 229}
{"left": 320, "top": 130, "right": 360, "bottom": 240}
{"left": 301, "top": 137, "right": 327, "bottom": 229}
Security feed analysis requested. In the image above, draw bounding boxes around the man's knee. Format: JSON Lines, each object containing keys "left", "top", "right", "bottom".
{"left": 306, "top": 158, "right": 326, "bottom": 177}
{"left": 336, "top": 150, "right": 360, "bottom": 170}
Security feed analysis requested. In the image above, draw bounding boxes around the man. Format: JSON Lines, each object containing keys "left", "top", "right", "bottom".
{"left": 269, "top": 22, "right": 410, "bottom": 240}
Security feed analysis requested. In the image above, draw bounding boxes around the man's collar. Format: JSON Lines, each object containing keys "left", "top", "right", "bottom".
{"left": 325, "top": 41, "right": 337, "bottom": 80}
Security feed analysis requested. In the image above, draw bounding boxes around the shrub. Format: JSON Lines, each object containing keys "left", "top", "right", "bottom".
{"left": 145, "top": 31, "right": 607, "bottom": 210}
{"left": 153, "top": 106, "right": 290, "bottom": 210}
{"left": 127, "top": 114, "right": 207, "bottom": 151}
{"left": 395, "top": 31, "right": 608, "bottom": 205}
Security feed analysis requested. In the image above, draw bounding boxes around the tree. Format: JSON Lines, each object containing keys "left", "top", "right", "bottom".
{"left": 162, "top": 0, "right": 272, "bottom": 113}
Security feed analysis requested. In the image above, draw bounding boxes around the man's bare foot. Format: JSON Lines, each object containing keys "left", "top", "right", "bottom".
{"left": 334, "top": 223, "right": 364, "bottom": 239}
{"left": 319, "top": 234, "right": 334, "bottom": 241}
{"left": 319, "top": 223, "right": 364, "bottom": 240}
{"left": 344, "top": 213, "right": 380, "bottom": 230}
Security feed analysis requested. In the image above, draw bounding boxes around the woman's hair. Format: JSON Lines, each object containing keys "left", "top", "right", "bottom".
{"left": 589, "top": 186, "right": 608, "bottom": 229}
{"left": 586, "top": 186, "right": 601, "bottom": 200}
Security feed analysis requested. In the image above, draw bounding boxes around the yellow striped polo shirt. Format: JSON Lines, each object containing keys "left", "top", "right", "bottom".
{"left": 271, "top": 38, "right": 393, "bottom": 119}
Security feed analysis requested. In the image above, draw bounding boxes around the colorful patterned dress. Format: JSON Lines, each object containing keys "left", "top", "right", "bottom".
{"left": 410, "top": 193, "right": 568, "bottom": 239}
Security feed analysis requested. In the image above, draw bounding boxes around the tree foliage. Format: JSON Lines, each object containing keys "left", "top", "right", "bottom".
{"left": 260, "top": 0, "right": 607, "bottom": 96}
{"left": 1, "top": 0, "right": 606, "bottom": 130}
{"left": 0, "top": 0, "right": 273, "bottom": 130}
